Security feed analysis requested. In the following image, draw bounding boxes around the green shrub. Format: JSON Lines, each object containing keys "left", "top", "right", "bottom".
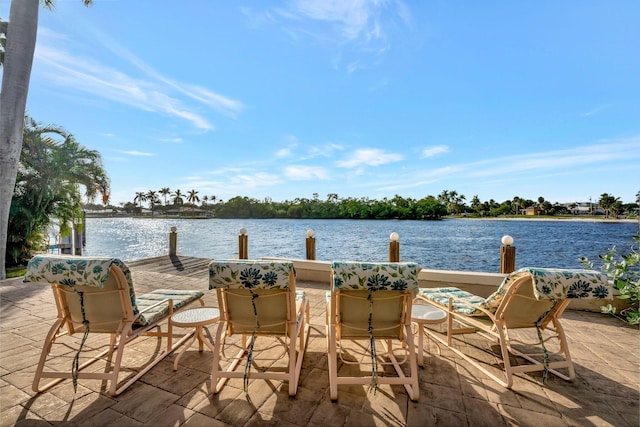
{"left": 581, "top": 231, "right": 640, "bottom": 326}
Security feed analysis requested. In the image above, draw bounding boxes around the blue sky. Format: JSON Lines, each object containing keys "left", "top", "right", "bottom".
{"left": 3, "top": 1, "right": 639, "bottom": 206}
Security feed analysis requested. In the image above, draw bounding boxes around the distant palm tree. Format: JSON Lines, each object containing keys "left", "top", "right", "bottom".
{"left": 599, "top": 193, "right": 619, "bottom": 219}
{"left": 513, "top": 196, "right": 521, "bottom": 215}
{"left": 187, "top": 189, "right": 200, "bottom": 216}
{"left": 172, "top": 189, "right": 184, "bottom": 210}
{"left": 159, "top": 187, "right": 171, "bottom": 206}
{"left": 146, "top": 190, "right": 158, "bottom": 212}
{"left": 134, "top": 192, "right": 146, "bottom": 211}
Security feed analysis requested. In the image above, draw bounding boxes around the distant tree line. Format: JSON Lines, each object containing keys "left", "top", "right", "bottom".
{"left": 85, "top": 189, "right": 640, "bottom": 220}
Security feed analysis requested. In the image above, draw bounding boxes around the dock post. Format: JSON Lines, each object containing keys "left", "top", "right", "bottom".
{"left": 73, "top": 222, "right": 83, "bottom": 255}
{"left": 169, "top": 227, "right": 177, "bottom": 256}
{"left": 306, "top": 229, "right": 316, "bottom": 260}
{"left": 389, "top": 232, "right": 400, "bottom": 262}
{"left": 239, "top": 228, "right": 248, "bottom": 259}
{"left": 500, "top": 235, "right": 516, "bottom": 274}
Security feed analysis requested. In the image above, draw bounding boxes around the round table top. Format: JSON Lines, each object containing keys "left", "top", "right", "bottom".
{"left": 171, "top": 307, "right": 220, "bottom": 327}
{"left": 412, "top": 304, "right": 447, "bottom": 323}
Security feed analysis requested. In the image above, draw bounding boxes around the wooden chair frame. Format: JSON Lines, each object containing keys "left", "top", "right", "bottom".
{"left": 209, "top": 261, "right": 310, "bottom": 396}
{"left": 326, "top": 262, "right": 420, "bottom": 401}
{"left": 418, "top": 274, "right": 575, "bottom": 388}
{"left": 29, "top": 260, "right": 203, "bottom": 396}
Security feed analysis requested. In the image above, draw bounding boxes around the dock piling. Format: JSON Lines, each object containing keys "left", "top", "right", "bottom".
{"left": 500, "top": 235, "right": 516, "bottom": 274}
{"left": 389, "top": 232, "right": 400, "bottom": 262}
{"left": 169, "top": 227, "right": 178, "bottom": 256}
{"left": 306, "top": 229, "right": 316, "bottom": 260}
{"left": 239, "top": 228, "right": 248, "bottom": 259}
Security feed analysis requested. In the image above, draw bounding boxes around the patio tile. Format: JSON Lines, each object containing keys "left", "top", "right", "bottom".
{"left": 110, "top": 382, "right": 179, "bottom": 422}
{"left": 2, "top": 257, "right": 639, "bottom": 426}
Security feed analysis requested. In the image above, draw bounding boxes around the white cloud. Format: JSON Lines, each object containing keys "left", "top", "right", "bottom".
{"left": 582, "top": 105, "right": 609, "bottom": 117}
{"left": 422, "top": 145, "right": 449, "bottom": 158}
{"left": 118, "top": 150, "right": 156, "bottom": 157}
{"left": 34, "top": 28, "right": 244, "bottom": 131}
{"left": 281, "top": 0, "right": 409, "bottom": 43}
{"left": 158, "top": 137, "right": 184, "bottom": 143}
{"left": 306, "top": 142, "right": 344, "bottom": 158}
{"left": 410, "top": 138, "right": 640, "bottom": 183}
{"left": 274, "top": 0, "right": 412, "bottom": 72}
{"left": 337, "top": 148, "right": 403, "bottom": 168}
{"left": 277, "top": 148, "right": 293, "bottom": 157}
{"left": 284, "top": 165, "right": 330, "bottom": 180}
{"left": 232, "top": 173, "right": 283, "bottom": 188}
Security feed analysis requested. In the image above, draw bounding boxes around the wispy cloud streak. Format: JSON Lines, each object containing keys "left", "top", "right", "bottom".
{"left": 34, "top": 28, "right": 244, "bottom": 130}
{"left": 273, "top": 0, "right": 411, "bottom": 71}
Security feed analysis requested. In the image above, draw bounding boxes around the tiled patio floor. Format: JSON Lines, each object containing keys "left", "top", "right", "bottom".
{"left": 1, "top": 259, "right": 638, "bottom": 426}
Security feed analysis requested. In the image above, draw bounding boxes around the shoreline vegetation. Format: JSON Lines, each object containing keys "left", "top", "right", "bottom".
{"left": 92, "top": 191, "right": 639, "bottom": 224}
{"left": 84, "top": 212, "right": 639, "bottom": 224}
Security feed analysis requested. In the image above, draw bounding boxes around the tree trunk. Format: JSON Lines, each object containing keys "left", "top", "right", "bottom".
{"left": 0, "top": 0, "right": 39, "bottom": 279}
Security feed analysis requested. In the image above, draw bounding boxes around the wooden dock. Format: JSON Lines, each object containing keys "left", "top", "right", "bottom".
{"left": 127, "top": 255, "right": 211, "bottom": 278}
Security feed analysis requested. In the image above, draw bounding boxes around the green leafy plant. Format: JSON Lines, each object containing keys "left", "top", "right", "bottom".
{"left": 581, "top": 231, "right": 640, "bottom": 325}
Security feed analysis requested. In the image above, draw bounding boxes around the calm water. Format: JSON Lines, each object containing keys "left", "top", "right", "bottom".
{"left": 81, "top": 218, "right": 639, "bottom": 273}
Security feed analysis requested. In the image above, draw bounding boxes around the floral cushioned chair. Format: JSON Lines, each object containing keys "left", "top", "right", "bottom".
{"left": 418, "top": 267, "right": 612, "bottom": 388}
{"left": 23, "top": 254, "right": 204, "bottom": 396}
{"left": 327, "top": 261, "right": 421, "bottom": 401}
{"left": 208, "top": 260, "right": 310, "bottom": 396}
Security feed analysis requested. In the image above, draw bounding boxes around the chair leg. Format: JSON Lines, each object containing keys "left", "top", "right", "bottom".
{"left": 405, "top": 325, "right": 419, "bottom": 401}
{"left": 291, "top": 299, "right": 310, "bottom": 396}
{"left": 32, "top": 319, "right": 65, "bottom": 393}
{"left": 552, "top": 318, "right": 575, "bottom": 380}
{"left": 494, "top": 322, "right": 514, "bottom": 388}
{"left": 416, "top": 322, "right": 424, "bottom": 367}
{"left": 210, "top": 321, "right": 227, "bottom": 394}
{"left": 328, "top": 326, "right": 338, "bottom": 400}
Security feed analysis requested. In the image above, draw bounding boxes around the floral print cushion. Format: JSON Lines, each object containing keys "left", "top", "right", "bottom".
{"left": 24, "top": 255, "right": 203, "bottom": 327}
{"left": 419, "top": 287, "right": 486, "bottom": 316}
{"left": 331, "top": 262, "right": 420, "bottom": 296}
{"left": 135, "top": 289, "right": 204, "bottom": 326}
{"left": 24, "top": 255, "right": 139, "bottom": 316}
{"left": 209, "top": 260, "right": 294, "bottom": 290}
{"left": 25, "top": 255, "right": 125, "bottom": 288}
{"left": 421, "top": 268, "right": 611, "bottom": 316}
{"left": 481, "top": 267, "right": 612, "bottom": 313}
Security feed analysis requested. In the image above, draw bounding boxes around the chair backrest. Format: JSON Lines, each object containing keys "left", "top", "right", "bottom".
{"left": 330, "top": 262, "right": 420, "bottom": 339}
{"left": 24, "top": 255, "right": 138, "bottom": 333}
{"left": 483, "top": 267, "right": 611, "bottom": 328}
{"left": 209, "top": 260, "right": 295, "bottom": 335}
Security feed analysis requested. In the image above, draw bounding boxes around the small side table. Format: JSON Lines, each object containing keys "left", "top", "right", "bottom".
{"left": 412, "top": 303, "right": 447, "bottom": 367}
{"left": 171, "top": 307, "right": 220, "bottom": 371}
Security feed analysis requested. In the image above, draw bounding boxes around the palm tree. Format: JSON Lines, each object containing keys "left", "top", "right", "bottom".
{"left": 134, "top": 192, "right": 147, "bottom": 212}
{"left": 599, "top": 193, "right": 619, "bottom": 219}
{"left": 159, "top": 187, "right": 171, "bottom": 206}
{"left": 8, "top": 116, "right": 109, "bottom": 265}
{"left": 0, "top": 0, "right": 92, "bottom": 279}
{"left": 187, "top": 189, "right": 200, "bottom": 216}
{"left": 146, "top": 190, "right": 158, "bottom": 212}
{"left": 172, "top": 189, "right": 184, "bottom": 212}
{"left": 512, "top": 196, "right": 521, "bottom": 215}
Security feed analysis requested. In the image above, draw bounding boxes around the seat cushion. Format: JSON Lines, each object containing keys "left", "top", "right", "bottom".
{"left": 135, "top": 289, "right": 204, "bottom": 326}
{"left": 419, "top": 287, "right": 486, "bottom": 316}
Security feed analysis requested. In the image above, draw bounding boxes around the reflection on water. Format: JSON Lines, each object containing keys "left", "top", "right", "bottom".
{"left": 82, "top": 217, "right": 639, "bottom": 273}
